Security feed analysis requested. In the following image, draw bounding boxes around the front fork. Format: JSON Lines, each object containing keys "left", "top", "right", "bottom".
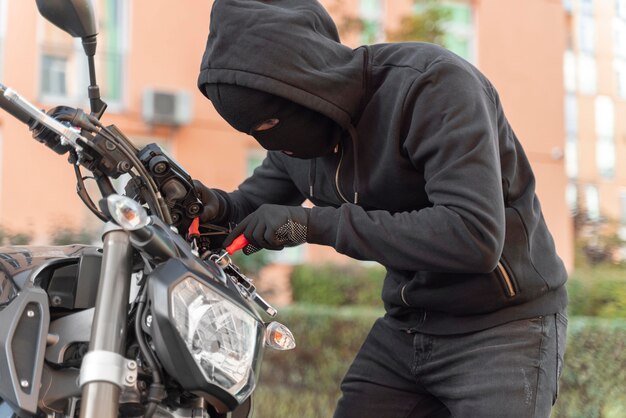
{"left": 79, "top": 224, "right": 133, "bottom": 418}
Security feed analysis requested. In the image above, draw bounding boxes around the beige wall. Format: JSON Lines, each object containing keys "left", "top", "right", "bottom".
{"left": 475, "top": 0, "right": 573, "bottom": 268}
{"left": 0, "top": 0, "right": 573, "bottom": 269}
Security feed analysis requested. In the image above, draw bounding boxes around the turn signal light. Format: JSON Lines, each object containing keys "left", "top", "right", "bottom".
{"left": 265, "top": 321, "right": 296, "bottom": 351}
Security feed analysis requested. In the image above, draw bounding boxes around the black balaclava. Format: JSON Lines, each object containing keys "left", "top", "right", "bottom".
{"left": 205, "top": 84, "right": 342, "bottom": 159}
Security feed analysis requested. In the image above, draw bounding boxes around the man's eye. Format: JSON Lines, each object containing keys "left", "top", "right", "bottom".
{"left": 253, "top": 118, "right": 280, "bottom": 132}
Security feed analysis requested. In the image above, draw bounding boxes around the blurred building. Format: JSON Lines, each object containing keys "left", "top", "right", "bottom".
{"left": 563, "top": 0, "right": 626, "bottom": 240}
{"left": 0, "top": 0, "right": 575, "bottom": 268}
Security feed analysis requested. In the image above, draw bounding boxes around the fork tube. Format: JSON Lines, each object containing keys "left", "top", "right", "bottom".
{"left": 80, "top": 226, "right": 133, "bottom": 418}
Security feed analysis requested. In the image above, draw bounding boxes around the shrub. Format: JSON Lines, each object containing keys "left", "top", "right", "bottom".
{"left": 253, "top": 386, "right": 337, "bottom": 418}
{"left": 292, "top": 261, "right": 626, "bottom": 317}
{"left": 0, "top": 226, "right": 33, "bottom": 245}
{"left": 49, "top": 227, "right": 98, "bottom": 245}
{"left": 567, "top": 264, "right": 626, "bottom": 318}
{"left": 258, "top": 305, "right": 382, "bottom": 391}
{"left": 231, "top": 250, "right": 271, "bottom": 275}
{"left": 253, "top": 308, "right": 626, "bottom": 418}
{"left": 290, "top": 263, "right": 385, "bottom": 306}
{"left": 552, "top": 317, "right": 626, "bottom": 418}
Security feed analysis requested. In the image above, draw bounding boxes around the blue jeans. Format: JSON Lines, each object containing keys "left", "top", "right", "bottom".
{"left": 333, "top": 313, "right": 567, "bottom": 418}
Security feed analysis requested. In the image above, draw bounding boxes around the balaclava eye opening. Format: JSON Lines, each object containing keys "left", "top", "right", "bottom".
{"left": 205, "top": 84, "right": 342, "bottom": 159}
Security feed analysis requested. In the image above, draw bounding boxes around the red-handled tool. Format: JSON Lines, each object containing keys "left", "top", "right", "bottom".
{"left": 225, "top": 234, "right": 249, "bottom": 255}
{"left": 215, "top": 234, "right": 249, "bottom": 263}
{"left": 188, "top": 217, "right": 201, "bottom": 252}
{"left": 188, "top": 217, "right": 200, "bottom": 238}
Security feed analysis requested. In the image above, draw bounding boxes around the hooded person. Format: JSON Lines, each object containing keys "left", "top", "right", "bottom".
{"left": 195, "top": 1, "right": 568, "bottom": 417}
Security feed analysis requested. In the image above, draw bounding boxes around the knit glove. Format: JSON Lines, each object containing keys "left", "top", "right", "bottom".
{"left": 223, "top": 204, "right": 310, "bottom": 254}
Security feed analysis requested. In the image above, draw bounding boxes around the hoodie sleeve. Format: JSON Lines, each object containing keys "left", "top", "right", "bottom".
{"left": 224, "top": 151, "right": 306, "bottom": 223}
{"left": 307, "top": 60, "right": 506, "bottom": 273}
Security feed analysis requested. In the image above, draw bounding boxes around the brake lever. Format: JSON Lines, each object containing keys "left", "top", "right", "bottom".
{"left": 209, "top": 252, "right": 278, "bottom": 317}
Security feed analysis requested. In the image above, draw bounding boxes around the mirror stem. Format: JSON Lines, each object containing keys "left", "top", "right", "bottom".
{"left": 82, "top": 35, "right": 107, "bottom": 119}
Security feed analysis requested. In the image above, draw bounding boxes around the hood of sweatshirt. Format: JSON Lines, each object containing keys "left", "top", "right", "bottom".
{"left": 197, "top": 0, "right": 367, "bottom": 130}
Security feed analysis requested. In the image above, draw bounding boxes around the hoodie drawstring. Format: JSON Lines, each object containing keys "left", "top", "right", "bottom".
{"left": 348, "top": 125, "right": 360, "bottom": 205}
{"left": 308, "top": 125, "right": 360, "bottom": 205}
{"left": 309, "top": 158, "right": 317, "bottom": 199}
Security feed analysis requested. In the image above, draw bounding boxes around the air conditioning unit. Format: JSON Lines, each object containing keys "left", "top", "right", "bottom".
{"left": 142, "top": 89, "right": 192, "bottom": 126}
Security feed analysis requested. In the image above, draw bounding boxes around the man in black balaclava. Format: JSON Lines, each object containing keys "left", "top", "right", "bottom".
{"left": 206, "top": 84, "right": 343, "bottom": 159}
{"left": 194, "top": 1, "right": 568, "bottom": 417}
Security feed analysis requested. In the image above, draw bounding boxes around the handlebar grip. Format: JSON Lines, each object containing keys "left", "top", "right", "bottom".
{"left": 0, "top": 84, "right": 84, "bottom": 150}
{"left": 0, "top": 83, "right": 35, "bottom": 126}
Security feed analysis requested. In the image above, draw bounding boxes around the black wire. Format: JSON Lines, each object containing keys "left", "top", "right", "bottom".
{"left": 66, "top": 120, "right": 160, "bottom": 221}
{"left": 134, "top": 288, "right": 163, "bottom": 418}
{"left": 125, "top": 170, "right": 162, "bottom": 218}
{"left": 94, "top": 123, "right": 164, "bottom": 219}
{"left": 135, "top": 301, "right": 161, "bottom": 383}
{"left": 73, "top": 164, "right": 108, "bottom": 222}
{"left": 98, "top": 125, "right": 174, "bottom": 225}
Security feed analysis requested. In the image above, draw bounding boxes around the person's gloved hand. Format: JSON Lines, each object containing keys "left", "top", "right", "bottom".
{"left": 223, "top": 204, "right": 310, "bottom": 253}
{"left": 193, "top": 180, "right": 228, "bottom": 224}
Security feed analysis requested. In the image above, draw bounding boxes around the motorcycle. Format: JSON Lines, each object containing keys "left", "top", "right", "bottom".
{"left": 0, "top": 1, "right": 295, "bottom": 417}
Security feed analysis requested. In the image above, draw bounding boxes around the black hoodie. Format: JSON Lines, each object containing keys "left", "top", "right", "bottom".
{"left": 198, "top": 0, "right": 568, "bottom": 334}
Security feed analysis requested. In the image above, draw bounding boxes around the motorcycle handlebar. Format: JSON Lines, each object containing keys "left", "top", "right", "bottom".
{"left": 0, "top": 83, "right": 36, "bottom": 126}
{"left": 0, "top": 85, "right": 86, "bottom": 151}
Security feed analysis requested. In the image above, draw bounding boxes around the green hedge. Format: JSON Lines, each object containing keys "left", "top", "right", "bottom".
{"left": 290, "top": 263, "right": 626, "bottom": 319}
{"left": 252, "top": 306, "right": 626, "bottom": 418}
{"left": 552, "top": 317, "right": 626, "bottom": 418}
{"left": 290, "top": 263, "right": 385, "bottom": 306}
{"left": 567, "top": 264, "right": 626, "bottom": 318}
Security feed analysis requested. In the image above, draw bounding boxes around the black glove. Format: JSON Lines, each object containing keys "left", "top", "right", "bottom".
{"left": 193, "top": 180, "right": 229, "bottom": 224}
{"left": 224, "top": 204, "right": 310, "bottom": 253}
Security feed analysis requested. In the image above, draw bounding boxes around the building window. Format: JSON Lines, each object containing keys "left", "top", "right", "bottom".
{"left": 595, "top": 95, "right": 614, "bottom": 136}
{"left": 441, "top": 1, "right": 475, "bottom": 62}
{"left": 595, "top": 96, "right": 615, "bottom": 178}
{"left": 40, "top": 54, "right": 69, "bottom": 98}
{"left": 564, "top": 93, "right": 578, "bottom": 179}
{"left": 566, "top": 134, "right": 579, "bottom": 179}
{"left": 615, "top": 59, "right": 626, "bottom": 99}
{"left": 580, "top": 0, "right": 594, "bottom": 15}
{"left": 614, "top": 18, "right": 626, "bottom": 57}
{"left": 618, "top": 0, "right": 626, "bottom": 19}
{"left": 38, "top": 0, "right": 128, "bottom": 106}
{"left": 585, "top": 184, "right": 600, "bottom": 220}
{"left": 596, "top": 136, "right": 615, "bottom": 179}
{"left": 564, "top": 0, "right": 574, "bottom": 13}
{"left": 566, "top": 182, "right": 578, "bottom": 214}
{"left": 565, "top": 93, "right": 578, "bottom": 134}
{"left": 578, "top": 15, "right": 595, "bottom": 53}
{"left": 360, "top": 0, "right": 385, "bottom": 44}
{"left": 564, "top": 50, "right": 577, "bottom": 92}
{"left": 98, "top": 0, "right": 128, "bottom": 106}
{"left": 578, "top": 54, "right": 597, "bottom": 94}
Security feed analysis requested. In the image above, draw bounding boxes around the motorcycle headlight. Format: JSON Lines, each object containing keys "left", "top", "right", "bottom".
{"left": 147, "top": 259, "right": 264, "bottom": 412}
{"left": 171, "top": 277, "right": 259, "bottom": 399}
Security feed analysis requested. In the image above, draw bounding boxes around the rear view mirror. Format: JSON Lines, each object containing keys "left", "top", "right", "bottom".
{"left": 35, "top": 0, "right": 106, "bottom": 117}
{"left": 35, "top": 0, "right": 97, "bottom": 39}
